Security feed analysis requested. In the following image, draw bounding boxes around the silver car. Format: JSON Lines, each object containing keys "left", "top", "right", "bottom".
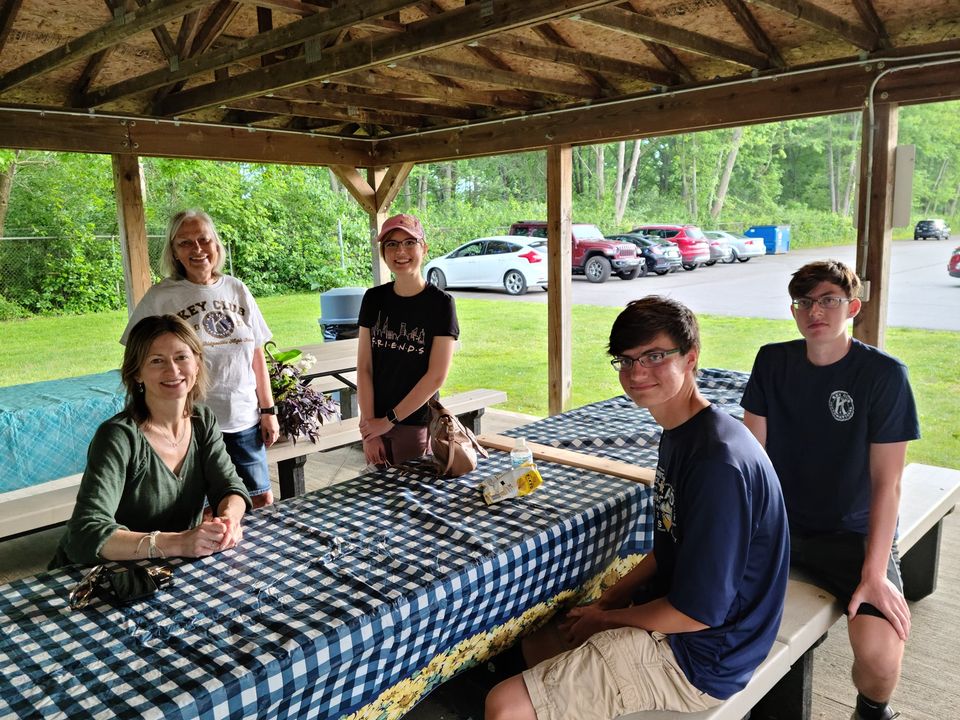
{"left": 703, "top": 230, "right": 766, "bottom": 262}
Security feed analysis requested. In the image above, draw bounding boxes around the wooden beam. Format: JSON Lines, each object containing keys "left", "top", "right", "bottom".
{"left": 368, "top": 167, "right": 390, "bottom": 285}
{"left": 643, "top": 40, "right": 694, "bottom": 84}
{"left": 531, "top": 22, "right": 615, "bottom": 94}
{"left": 749, "top": 0, "right": 879, "bottom": 51}
{"left": 227, "top": 97, "right": 426, "bottom": 129}
{"left": 0, "top": 0, "right": 212, "bottom": 94}
{"left": 176, "top": 9, "right": 201, "bottom": 57}
{"left": 81, "top": 0, "right": 417, "bottom": 108}
{"left": 581, "top": 6, "right": 770, "bottom": 70}
{"left": 374, "top": 162, "right": 413, "bottom": 214}
{"left": 332, "top": 69, "right": 531, "bottom": 110}
{"left": 0, "top": 108, "right": 372, "bottom": 166}
{"left": 330, "top": 164, "right": 376, "bottom": 214}
{"left": 851, "top": 0, "right": 890, "bottom": 50}
{"left": 476, "top": 35, "right": 681, "bottom": 86}
{"left": 156, "top": 0, "right": 626, "bottom": 116}
{"left": 0, "top": 0, "right": 25, "bottom": 55}
{"left": 853, "top": 103, "right": 897, "bottom": 349}
{"left": 133, "top": 0, "right": 179, "bottom": 61}
{"left": 546, "top": 144, "right": 572, "bottom": 416}
{"left": 190, "top": 0, "right": 241, "bottom": 55}
{"left": 720, "top": 0, "right": 785, "bottom": 68}
{"left": 112, "top": 154, "right": 152, "bottom": 311}
{"left": 398, "top": 57, "right": 603, "bottom": 99}
{"left": 275, "top": 84, "right": 477, "bottom": 120}
{"left": 371, "top": 56, "right": 960, "bottom": 164}
{"left": 69, "top": 49, "right": 116, "bottom": 107}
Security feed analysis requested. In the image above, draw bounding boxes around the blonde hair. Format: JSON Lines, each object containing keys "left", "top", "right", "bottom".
{"left": 160, "top": 210, "right": 227, "bottom": 279}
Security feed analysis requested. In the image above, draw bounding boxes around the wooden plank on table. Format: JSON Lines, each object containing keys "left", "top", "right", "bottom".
{"left": 477, "top": 433, "right": 654, "bottom": 486}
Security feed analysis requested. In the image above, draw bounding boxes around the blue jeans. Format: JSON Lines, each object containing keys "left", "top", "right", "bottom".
{"left": 222, "top": 423, "right": 270, "bottom": 497}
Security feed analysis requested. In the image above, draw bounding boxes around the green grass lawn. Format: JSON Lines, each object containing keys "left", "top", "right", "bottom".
{"left": 2, "top": 294, "right": 956, "bottom": 468}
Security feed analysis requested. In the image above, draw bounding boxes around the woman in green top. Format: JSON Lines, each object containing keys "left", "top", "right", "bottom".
{"left": 52, "top": 315, "right": 251, "bottom": 568}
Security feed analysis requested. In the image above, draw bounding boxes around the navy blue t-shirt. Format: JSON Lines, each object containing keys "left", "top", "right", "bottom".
{"left": 655, "top": 405, "right": 790, "bottom": 700}
{"left": 740, "top": 339, "right": 920, "bottom": 535}
{"left": 358, "top": 282, "right": 459, "bottom": 426}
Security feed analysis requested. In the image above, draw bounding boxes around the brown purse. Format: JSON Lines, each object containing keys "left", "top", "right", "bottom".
{"left": 428, "top": 398, "right": 489, "bottom": 477}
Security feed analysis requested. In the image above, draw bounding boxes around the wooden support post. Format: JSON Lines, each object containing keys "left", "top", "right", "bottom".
{"left": 111, "top": 154, "right": 151, "bottom": 313}
{"left": 547, "top": 145, "right": 573, "bottom": 416}
{"left": 853, "top": 103, "right": 898, "bottom": 350}
{"left": 330, "top": 163, "right": 414, "bottom": 287}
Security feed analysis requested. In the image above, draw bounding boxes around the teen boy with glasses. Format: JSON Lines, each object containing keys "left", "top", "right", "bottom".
{"left": 485, "top": 296, "right": 789, "bottom": 720}
{"left": 741, "top": 260, "right": 920, "bottom": 720}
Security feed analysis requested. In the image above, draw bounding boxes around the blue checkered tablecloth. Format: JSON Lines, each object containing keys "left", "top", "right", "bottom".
{"left": 503, "top": 368, "right": 750, "bottom": 553}
{"left": 0, "top": 371, "right": 126, "bottom": 492}
{"left": 0, "top": 454, "right": 643, "bottom": 719}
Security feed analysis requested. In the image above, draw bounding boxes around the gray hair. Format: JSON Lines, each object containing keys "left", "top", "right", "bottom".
{"left": 160, "top": 210, "right": 227, "bottom": 279}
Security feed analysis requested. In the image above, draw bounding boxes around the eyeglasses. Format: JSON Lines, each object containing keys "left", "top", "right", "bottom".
{"left": 176, "top": 237, "right": 213, "bottom": 250}
{"left": 790, "top": 295, "right": 849, "bottom": 311}
{"left": 382, "top": 238, "right": 422, "bottom": 251}
{"left": 610, "top": 348, "right": 681, "bottom": 371}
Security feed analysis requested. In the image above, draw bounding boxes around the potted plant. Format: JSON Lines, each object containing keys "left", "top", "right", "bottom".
{"left": 264, "top": 342, "right": 340, "bottom": 444}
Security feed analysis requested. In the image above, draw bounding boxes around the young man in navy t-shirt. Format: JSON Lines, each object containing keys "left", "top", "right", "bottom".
{"left": 486, "top": 296, "right": 790, "bottom": 720}
{"left": 741, "top": 260, "right": 920, "bottom": 720}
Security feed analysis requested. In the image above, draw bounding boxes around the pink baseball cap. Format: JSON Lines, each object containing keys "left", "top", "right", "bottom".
{"left": 376, "top": 213, "right": 425, "bottom": 243}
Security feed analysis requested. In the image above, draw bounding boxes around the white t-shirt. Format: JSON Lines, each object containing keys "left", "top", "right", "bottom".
{"left": 121, "top": 275, "right": 272, "bottom": 433}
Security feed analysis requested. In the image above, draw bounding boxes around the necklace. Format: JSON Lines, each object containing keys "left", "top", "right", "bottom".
{"left": 147, "top": 420, "right": 187, "bottom": 448}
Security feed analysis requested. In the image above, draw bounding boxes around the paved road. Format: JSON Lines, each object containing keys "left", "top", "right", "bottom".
{"left": 448, "top": 238, "right": 959, "bottom": 331}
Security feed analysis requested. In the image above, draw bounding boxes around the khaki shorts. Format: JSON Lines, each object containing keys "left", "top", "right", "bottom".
{"left": 522, "top": 627, "right": 720, "bottom": 720}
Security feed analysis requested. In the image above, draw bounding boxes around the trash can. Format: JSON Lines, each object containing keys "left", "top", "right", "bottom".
{"left": 318, "top": 287, "right": 365, "bottom": 341}
{"left": 744, "top": 225, "right": 790, "bottom": 254}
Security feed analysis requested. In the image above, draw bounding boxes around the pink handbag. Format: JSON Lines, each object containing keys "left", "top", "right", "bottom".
{"left": 427, "top": 398, "right": 489, "bottom": 477}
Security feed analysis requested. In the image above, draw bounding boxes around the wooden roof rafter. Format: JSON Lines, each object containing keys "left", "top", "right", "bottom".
{"left": 580, "top": 6, "right": 771, "bottom": 71}
{"left": 155, "top": 0, "right": 625, "bottom": 117}
{"left": 748, "top": 0, "right": 880, "bottom": 51}
{"left": 76, "top": 0, "right": 417, "bottom": 109}
{"left": 0, "top": 0, "right": 24, "bottom": 55}
{"left": 0, "top": 0, "right": 213, "bottom": 93}
{"left": 720, "top": 0, "right": 785, "bottom": 68}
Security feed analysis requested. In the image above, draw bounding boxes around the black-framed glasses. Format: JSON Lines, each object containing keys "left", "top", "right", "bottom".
{"left": 610, "top": 348, "right": 681, "bottom": 371}
{"left": 382, "top": 238, "right": 422, "bottom": 251}
{"left": 791, "top": 295, "right": 849, "bottom": 311}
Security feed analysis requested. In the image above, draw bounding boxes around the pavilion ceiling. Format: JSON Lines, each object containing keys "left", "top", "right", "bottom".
{"left": 1, "top": 0, "right": 959, "bottom": 166}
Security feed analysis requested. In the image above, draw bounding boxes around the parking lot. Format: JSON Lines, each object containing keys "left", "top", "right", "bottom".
{"left": 445, "top": 237, "right": 959, "bottom": 331}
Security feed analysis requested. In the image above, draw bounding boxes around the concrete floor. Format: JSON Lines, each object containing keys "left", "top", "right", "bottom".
{"left": 2, "top": 408, "right": 958, "bottom": 719}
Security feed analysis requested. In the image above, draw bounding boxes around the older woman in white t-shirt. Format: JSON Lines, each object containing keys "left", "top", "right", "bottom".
{"left": 121, "top": 210, "right": 278, "bottom": 508}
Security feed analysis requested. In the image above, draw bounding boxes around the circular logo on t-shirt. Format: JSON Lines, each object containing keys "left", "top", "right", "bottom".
{"left": 829, "top": 390, "right": 855, "bottom": 422}
{"left": 202, "top": 310, "right": 235, "bottom": 339}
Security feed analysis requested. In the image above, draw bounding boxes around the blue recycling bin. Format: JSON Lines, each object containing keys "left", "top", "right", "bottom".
{"left": 745, "top": 225, "right": 790, "bottom": 254}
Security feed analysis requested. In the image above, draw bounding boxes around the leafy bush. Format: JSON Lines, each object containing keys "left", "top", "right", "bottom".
{"left": 0, "top": 293, "right": 29, "bottom": 320}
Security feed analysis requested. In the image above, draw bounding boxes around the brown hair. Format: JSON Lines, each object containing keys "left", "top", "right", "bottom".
{"left": 121, "top": 315, "right": 208, "bottom": 423}
{"left": 608, "top": 295, "right": 701, "bottom": 359}
{"left": 160, "top": 210, "right": 227, "bottom": 280}
{"left": 788, "top": 260, "right": 862, "bottom": 300}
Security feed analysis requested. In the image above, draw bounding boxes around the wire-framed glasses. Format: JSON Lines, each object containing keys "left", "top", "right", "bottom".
{"left": 790, "top": 295, "right": 849, "bottom": 311}
{"left": 610, "top": 348, "right": 681, "bottom": 371}
{"left": 68, "top": 564, "right": 105, "bottom": 610}
{"left": 382, "top": 238, "right": 422, "bottom": 251}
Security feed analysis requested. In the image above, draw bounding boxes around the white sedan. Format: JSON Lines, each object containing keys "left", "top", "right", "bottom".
{"left": 424, "top": 236, "right": 548, "bottom": 295}
{"left": 703, "top": 230, "right": 766, "bottom": 262}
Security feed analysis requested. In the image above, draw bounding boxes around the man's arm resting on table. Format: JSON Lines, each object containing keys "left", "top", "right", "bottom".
{"left": 848, "top": 441, "right": 911, "bottom": 639}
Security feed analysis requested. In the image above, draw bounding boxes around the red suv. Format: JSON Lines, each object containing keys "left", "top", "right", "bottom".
{"left": 631, "top": 224, "right": 711, "bottom": 271}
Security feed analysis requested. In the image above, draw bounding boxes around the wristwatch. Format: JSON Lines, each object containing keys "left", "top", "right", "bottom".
{"left": 386, "top": 408, "right": 399, "bottom": 425}
{"left": 259, "top": 405, "right": 277, "bottom": 415}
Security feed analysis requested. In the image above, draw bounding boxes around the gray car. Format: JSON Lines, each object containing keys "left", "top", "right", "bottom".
{"left": 703, "top": 230, "right": 766, "bottom": 262}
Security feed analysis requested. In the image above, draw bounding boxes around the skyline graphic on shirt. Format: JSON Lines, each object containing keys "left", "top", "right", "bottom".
{"left": 371, "top": 312, "right": 427, "bottom": 355}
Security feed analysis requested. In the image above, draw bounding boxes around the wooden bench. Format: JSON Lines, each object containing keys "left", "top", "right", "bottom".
{"left": 0, "top": 388, "right": 507, "bottom": 540}
{"left": 622, "top": 462, "right": 960, "bottom": 720}
{"left": 269, "top": 388, "right": 507, "bottom": 499}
